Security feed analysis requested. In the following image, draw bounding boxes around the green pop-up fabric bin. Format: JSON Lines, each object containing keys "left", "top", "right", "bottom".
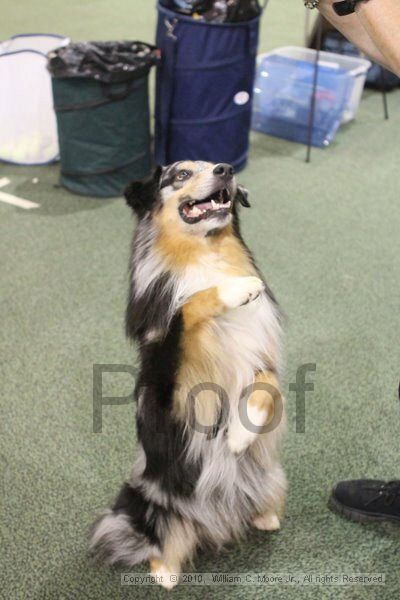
{"left": 48, "top": 42, "right": 159, "bottom": 198}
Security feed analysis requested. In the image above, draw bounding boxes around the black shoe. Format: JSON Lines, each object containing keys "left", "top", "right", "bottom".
{"left": 328, "top": 479, "right": 400, "bottom": 523}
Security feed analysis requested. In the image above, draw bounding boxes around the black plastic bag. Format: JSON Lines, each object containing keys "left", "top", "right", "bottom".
{"left": 159, "top": 0, "right": 213, "bottom": 13}
{"left": 159, "top": 0, "right": 262, "bottom": 22}
{"left": 48, "top": 41, "right": 159, "bottom": 84}
{"left": 226, "top": 0, "right": 262, "bottom": 22}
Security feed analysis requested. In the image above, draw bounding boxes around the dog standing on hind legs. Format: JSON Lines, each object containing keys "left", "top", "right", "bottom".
{"left": 90, "top": 161, "right": 287, "bottom": 589}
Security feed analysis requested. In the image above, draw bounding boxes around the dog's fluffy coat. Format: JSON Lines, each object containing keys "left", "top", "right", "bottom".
{"left": 90, "top": 161, "right": 286, "bottom": 589}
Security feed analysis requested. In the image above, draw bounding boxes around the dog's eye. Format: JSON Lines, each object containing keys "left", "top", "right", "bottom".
{"left": 175, "top": 170, "right": 191, "bottom": 182}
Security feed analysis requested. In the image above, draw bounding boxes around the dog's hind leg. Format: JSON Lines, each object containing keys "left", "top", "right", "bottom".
{"left": 227, "top": 371, "right": 282, "bottom": 455}
{"left": 252, "top": 511, "right": 281, "bottom": 531}
{"left": 252, "top": 463, "right": 287, "bottom": 532}
{"left": 149, "top": 517, "right": 198, "bottom": 590}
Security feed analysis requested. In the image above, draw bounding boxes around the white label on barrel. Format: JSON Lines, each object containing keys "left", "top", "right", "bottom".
{"left": 234, "top": 91, "right": 250, "bottom": 106}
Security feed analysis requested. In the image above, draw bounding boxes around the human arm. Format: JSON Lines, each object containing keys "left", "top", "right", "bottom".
{"left": 318, "top": 0, "right": 400, "bottom": 75}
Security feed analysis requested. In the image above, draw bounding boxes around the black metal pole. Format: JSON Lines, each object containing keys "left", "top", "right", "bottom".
{"left": 380, "top": 67, "right": 389, "bottom": 120}
{"left": 306, "top": 15, "right": 323, "bottom": 163}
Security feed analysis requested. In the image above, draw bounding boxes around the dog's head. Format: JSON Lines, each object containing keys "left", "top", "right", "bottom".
{"left": 125, "top": 161, "right": 250, "bottom": 236}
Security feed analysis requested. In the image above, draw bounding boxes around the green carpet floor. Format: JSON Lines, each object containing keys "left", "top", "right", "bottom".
{"left": 1, "top": 1, "right": 400, "bottom": 598}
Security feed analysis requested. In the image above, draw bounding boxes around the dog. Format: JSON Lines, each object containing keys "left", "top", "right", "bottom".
{"left": 90, "top": 161, "right": 287, "bottom": 589}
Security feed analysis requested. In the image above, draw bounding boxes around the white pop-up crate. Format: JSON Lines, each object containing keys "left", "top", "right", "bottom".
{"left": 0, "top": 34, "right": 69, "bottom": 165}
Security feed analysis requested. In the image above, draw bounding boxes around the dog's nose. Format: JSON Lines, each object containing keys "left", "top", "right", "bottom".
{"left": 213, "top": 163, "right": 234, "bottom": 180}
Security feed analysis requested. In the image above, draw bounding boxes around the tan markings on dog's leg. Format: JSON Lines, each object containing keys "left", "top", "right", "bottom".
{"left": 179, "top": 282, "right": 263, "bottom": 426}
{"left": 182, "top": 276, "right": 265, "bottom": 331}
{"left": 248, "top": 371, "right": 281, "bottom": 415}
{"left": 178, "top": 279, "right": 265, "bottom": 426}
{"left": 150, "top": 519, "right": 197, "bottom": 590}
{"left": 227, "top": 371, "right": 281, "bottom": 455}
{"left": 182, "top": 287, "right": 225, "bottom": 331}
{"left": 174, "top": 316, "right": 222, "bottom": 424}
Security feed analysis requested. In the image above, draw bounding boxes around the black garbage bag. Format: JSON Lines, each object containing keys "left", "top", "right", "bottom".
{"left": 48, "top": 42, "right": 159, "bottom": 197}
{"left": 159, "top": 0, "right": 213, "bottom": 14}
{"left": 225, "top": 0, "right": 263, "bottom": 22}
{"left": 159, "top": 0, "right": 262, "bottom": 22}
{"left": 48, "top": 41, "right": 159, "bottom": 83}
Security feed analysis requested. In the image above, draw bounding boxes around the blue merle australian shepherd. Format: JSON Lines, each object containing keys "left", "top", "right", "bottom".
{"left": 90, "top": 161, "right": 287, "bottom": 589}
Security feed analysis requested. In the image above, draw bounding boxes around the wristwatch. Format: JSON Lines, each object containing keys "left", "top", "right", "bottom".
{"left": 333, "top": 0, "right": 367, "bottom": 15}
{"left": 303, "top": 0, "right": 367, "bottom": 14}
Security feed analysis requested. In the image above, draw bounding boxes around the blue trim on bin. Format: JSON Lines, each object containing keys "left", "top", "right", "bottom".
{"left": 0, "top": 156, "right": 59, "bottom": 166}
{"left": 9, "top": 33, "right": 67, "bottom": 40}
{"left": 0, "top": 34, "right": 68, "bottom": 59}
{"left": 0, "top": 49, "right": 50, "bottom": 59}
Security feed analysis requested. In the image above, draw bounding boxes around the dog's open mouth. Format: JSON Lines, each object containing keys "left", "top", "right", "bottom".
{"left": 179, "top": 189, "right": 232, "bottom": 224}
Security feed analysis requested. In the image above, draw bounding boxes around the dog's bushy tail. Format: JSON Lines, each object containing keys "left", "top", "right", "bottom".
{"left": 89, "top": 483, "right": 162, "bottom": 567}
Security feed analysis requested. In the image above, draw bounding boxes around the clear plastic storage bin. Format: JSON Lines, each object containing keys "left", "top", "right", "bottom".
{"left": 0, "top": 34, "right": 69, "bottom": 165}
{"left": 252, "top": 46, "right": 371, "bottom": 148}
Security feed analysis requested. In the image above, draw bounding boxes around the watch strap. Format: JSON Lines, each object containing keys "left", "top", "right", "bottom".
{"left": 333, "top": 0, "right": 360, "bottom": 16}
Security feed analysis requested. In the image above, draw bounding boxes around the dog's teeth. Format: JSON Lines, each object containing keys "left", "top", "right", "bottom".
{"left": 191, "top": 206, "right": 201, "bottom": 216}
{"left": 211, "top": 199, "right": 218, "bottom": 210}
{"left": 226, "top": 200, "right": 231, "bottom": 208}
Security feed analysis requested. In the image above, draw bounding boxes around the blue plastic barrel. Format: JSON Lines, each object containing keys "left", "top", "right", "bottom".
{"left": 155, "top": 3, "right": 261, "bottom": 170}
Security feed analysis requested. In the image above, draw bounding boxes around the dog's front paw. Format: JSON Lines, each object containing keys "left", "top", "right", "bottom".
{"left": 218, "top": 276, "right": 264, "bottom": 310}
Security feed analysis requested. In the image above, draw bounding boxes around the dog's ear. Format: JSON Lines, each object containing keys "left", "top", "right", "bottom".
{"left": 124, "top": 166, "right": 163, "bottom": 218}
{"left": 236, "top": 184, "right": 251, "bottom": 208}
